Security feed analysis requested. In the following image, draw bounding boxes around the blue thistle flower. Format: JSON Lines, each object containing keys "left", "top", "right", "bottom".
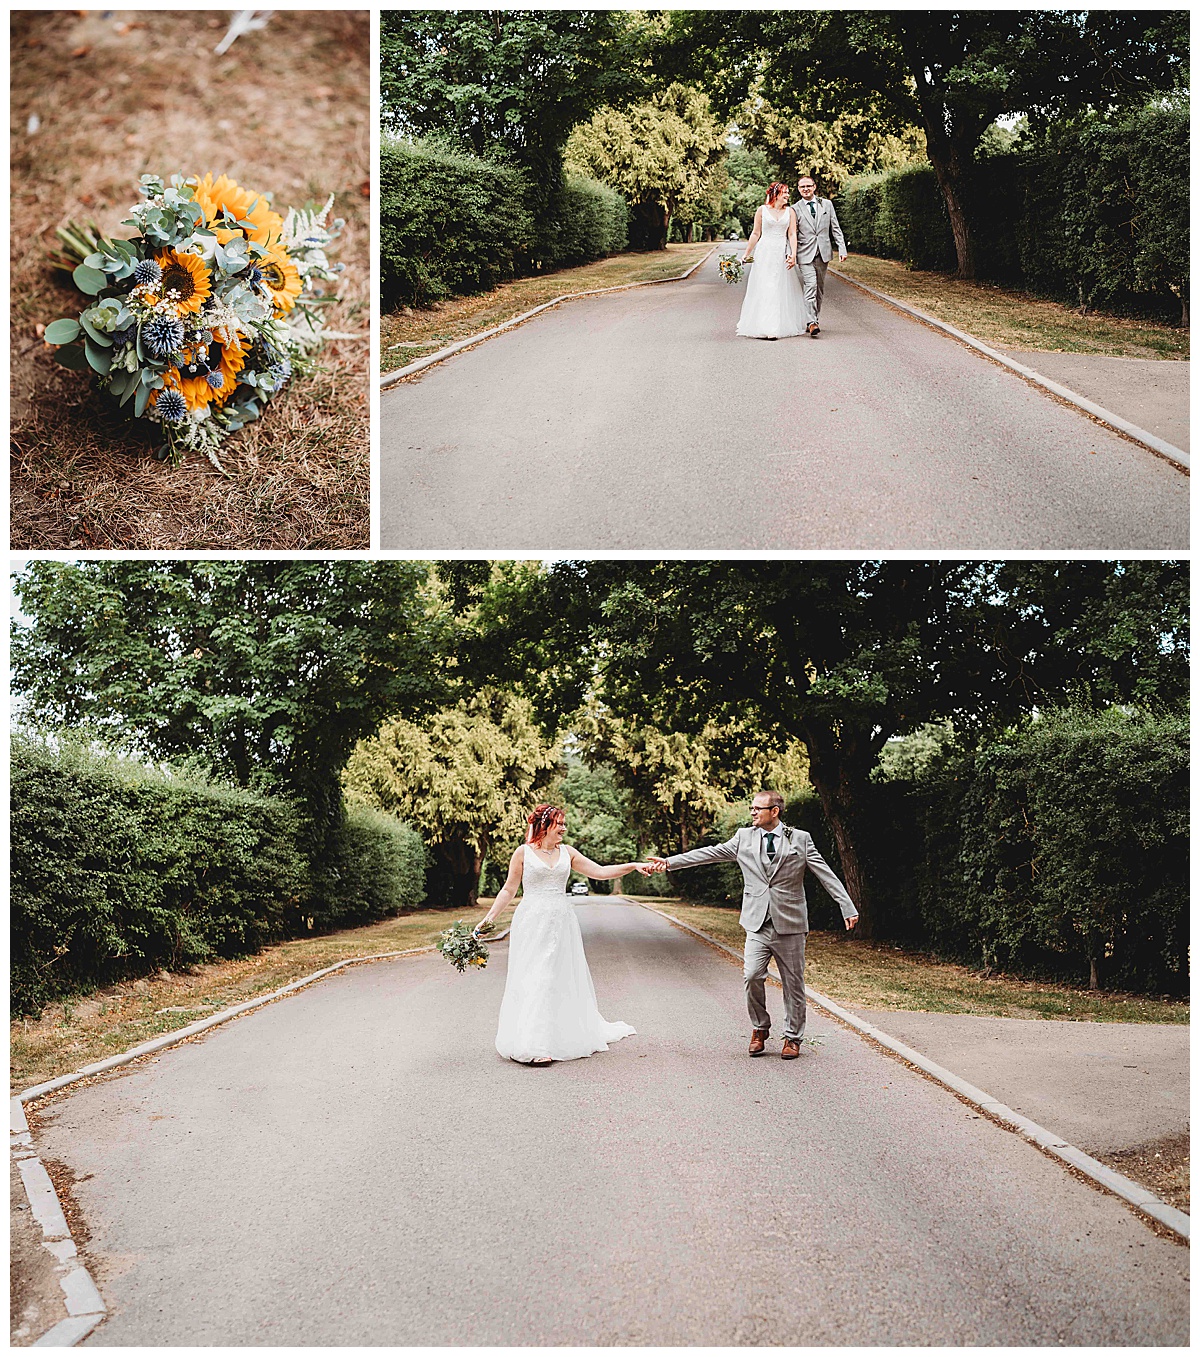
{"left": 112, "top": 324, "right": 136, "bottom": 348}
{"left": 155, "top": 389, "right": 187, "bottom": 423}
{"left": 142, "top": 314, "right": 185, "bottom": 361}
{"left": 205, "top": 371, "right": 225, "bottom": 392}
{"left": 267, "top": 358, "right": 292, "bottom": 391}
{"left": 133, "top": 259, "right": 163, "bottom": 287}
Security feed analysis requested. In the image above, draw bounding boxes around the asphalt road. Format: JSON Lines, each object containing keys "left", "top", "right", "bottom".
{"left": 379, "top": 254, "right": 1188, "bottom": 550}
{"left": 37, "top": 905, "right": 1187, "bottom": 1346}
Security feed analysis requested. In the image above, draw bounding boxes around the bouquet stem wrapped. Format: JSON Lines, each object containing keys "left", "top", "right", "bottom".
{"left": 45, "top": 173, "right": 345, "bottom": 473}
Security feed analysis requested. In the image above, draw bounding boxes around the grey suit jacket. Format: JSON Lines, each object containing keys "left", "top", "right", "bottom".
{"left": 791, "top": 197, "right": 846, "bottom": 265}
{"left": 665, "top": 823, "right": 857, "bottom": 935}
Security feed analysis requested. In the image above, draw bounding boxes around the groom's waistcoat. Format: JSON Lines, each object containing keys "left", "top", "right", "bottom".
{"left": 665, "top": 824, "right": 856, "bottom": 935}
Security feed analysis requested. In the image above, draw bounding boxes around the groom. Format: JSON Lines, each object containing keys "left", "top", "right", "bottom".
{"left": 649, "top": 791, "right": 858, "bottom": 1059}
{"left": 791, "top": 174, "right": 847, "bottom": 337}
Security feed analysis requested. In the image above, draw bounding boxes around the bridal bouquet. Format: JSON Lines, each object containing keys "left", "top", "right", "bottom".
{"left": 718, "top": 254, "right": 745, "bottom": 284}
{"left": 45, "top": 172, "right": 344, "bottom": 473}
{"left": 437, "top": 920, "right": 494, "bottom": 973}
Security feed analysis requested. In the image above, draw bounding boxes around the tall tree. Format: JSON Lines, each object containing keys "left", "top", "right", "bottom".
{"left": 565, "top": 84, "right": 729, "bottom": 249}
{"left": 664, "top": 10, "right": 1188, "bottom": 276}
{"left": 380, "top": 10, "right": 650, "bottom": 183}
{"left": 344, "top": 688, "right": 561, "bottom": 909}
{"left": 534, "top": 560, "right": 1187, "bottom": 937}
{"left": 11, "top": 560, "right": 448, "bottom": 835}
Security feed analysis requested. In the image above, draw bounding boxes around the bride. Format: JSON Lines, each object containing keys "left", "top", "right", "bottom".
{"left": 736, "top": 182, "right": 810, "bottom": 339}
{"left": 474, "top": 804, "right": 646, "bottom": 1066}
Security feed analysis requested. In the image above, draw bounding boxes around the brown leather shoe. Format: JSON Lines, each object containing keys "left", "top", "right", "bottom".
{"left": 809, "top": 321, "right": 820, "bottom": 337}
{"left": 748, "top": 1028, "right": 769, "bottom": 1056}
{"left": 781, "top": 1038, "right": 801, "bottom": 1059}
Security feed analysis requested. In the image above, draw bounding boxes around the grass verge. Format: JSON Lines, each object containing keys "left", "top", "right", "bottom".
{"left": 836, "top": 254, "right": 1188, "bottom": 360}
{"left": 10, "top": 903, "right": 517, "bottom": 1095}
{"left": 381, "top": 244, "right": 713, "bottom": 371}
{"left": 638, "top": 901, "right": 1189, "bottom": 1024}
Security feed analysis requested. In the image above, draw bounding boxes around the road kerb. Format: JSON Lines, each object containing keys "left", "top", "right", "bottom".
{"left": 380, "top": 246, "right": 717, "bottom": 389}
{"left": 828, "top": 268, "right": 1190, "bottom": 472}
{"left": 636, "top": 902, "right": 1190, "bottom": 1242}
{"left": 13, "top": 943, "right": 438, "bottom": 1346}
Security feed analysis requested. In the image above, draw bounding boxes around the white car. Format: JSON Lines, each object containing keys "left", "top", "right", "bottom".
{"left": 569, "top": 881, "right": 589, "bottom": 896}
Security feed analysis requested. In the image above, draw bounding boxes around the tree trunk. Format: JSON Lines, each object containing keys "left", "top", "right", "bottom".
{"left": 630, "top": 200, "right": 669, "bottom": 252}
{"left": 801, "top": 723, "right": 879, "bottom": 937}
{"left": 426, "top": 837, "right": 484, "bottom": 911}
{"left": 923, "top": 133, "right": 977, "bottom": 279}
{"left": 1089, "top": 955, "right": 1099, "bottom": 991}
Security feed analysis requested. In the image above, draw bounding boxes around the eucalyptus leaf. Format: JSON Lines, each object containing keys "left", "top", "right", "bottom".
{"left": 84, "top": 340, "right": 112, "bottom": 375}
{"left": 53, "top": 343, "right": 91, "bottom": 372}
{"left": 80, "top": 315, "right": 114, "bottom": 347}
{"left": 44, "top": 318, "right": 82, "bottom": 345}
{"left": 134, "top": 382, "right": 151, "bottom": 418}
{"left": 72, "top": 264, "right": 108, "bottom": 296}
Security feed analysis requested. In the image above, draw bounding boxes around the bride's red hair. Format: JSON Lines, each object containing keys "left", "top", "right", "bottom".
{"left": 526, "top": 803, "right": 565, "bottom": 844}
{"left": 765, "top": 182, "right": 788, "bottom": 206}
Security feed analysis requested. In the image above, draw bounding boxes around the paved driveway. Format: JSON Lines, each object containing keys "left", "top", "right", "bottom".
{"left": 380, "top": 254, "right": 1188, "bottom": 551}
{"left": 32, "top": 905, "right": 1189, "bottom": 1345}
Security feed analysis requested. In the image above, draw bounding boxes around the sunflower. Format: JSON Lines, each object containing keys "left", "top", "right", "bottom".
{"left": 257, "top": 246, "right": 303, "bottom": 316}
{"left": 154, "top": 248, "right": 211, "bottom": 316}
{"left": 159, "top": 335, "right": 248, "bottom": 412}
{"left": 190, "top": 173, "right": 284, "bottom": 249}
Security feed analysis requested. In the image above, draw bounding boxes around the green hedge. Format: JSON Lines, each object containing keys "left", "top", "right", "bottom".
{"left": 380, "top": 137, "right": 629, "bottom": 308}
{"left": 669, "top": 708, "right": 1187, "bottom": 995}
{"left": 11, "top": 736, "right": 426, "bottom": 1015}
{"left": 910, "top": 709, "right": 1189, "bottom": 994}
{"left": 380, "top": 138, "right": 536, "bottom": 309}
{"left": 837, "top": 103, "right": 1188, "bottom": 318}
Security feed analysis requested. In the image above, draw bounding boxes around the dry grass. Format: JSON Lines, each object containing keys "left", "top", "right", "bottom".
{"left": 10, "top": 903, "right": 519, "bottom": 1096}
{"left": 10, "top": 10, "right": 370, "bottom": 548}
{"left": 381, "top": 243, "right": 713, "bottom": 371}
{"left": 641, "top": 901, "right": 1189, "bottom": 1025}
{"left": 836, "top": 254, "right": 1189, "bottom": 360}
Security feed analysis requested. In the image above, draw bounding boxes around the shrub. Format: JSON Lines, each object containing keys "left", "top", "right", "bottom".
{"left": 315, "top": 803, "right": 426, "bottom": 931}
{"left": 379, "top": 137, "right": 536, "bottom": 308}
{"left": 11, "top": 734, "right": 428, "bottom": 1016}
{"left": 865, "top": 709, "right": 1189, "bottom": 994}
{"left": 836, "top": 102, "right": 1188, "bottom": 319}
{"left": 380, "top": 138, "right": 630, "bottom": 309}
{"left": 550, "top": 173, "right": 629, "bottom": 267}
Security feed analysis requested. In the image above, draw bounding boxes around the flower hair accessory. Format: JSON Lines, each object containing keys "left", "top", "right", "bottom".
{"left": 526, "top": 804, "right": 565, "bottom": 844}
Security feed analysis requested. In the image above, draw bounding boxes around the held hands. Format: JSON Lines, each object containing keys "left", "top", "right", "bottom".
{"left": 646, "top": 856, "right": 670, "bottom": 874}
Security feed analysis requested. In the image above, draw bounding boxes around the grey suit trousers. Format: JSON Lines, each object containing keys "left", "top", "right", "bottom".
{"left": 799, "top": 255, "right": 829, "bottom": 320}
{"left": 744, "top": 919, "right": 807, "bottom": 1040}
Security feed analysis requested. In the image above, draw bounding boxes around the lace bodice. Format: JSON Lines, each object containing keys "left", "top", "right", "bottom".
{"left": 521, "top": 844, "right": 572, "bottom": 898}
{"left": 759, "top": 205, "right": 791, "bottom": 253}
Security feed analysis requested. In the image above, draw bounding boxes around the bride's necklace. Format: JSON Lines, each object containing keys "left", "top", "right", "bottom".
{"left": 527, "top": 843, "right": 561, "bottom": 866}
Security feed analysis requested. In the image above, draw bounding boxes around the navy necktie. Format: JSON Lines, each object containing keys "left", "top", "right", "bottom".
{"left": 765, "top": 832, "right": 777, "bottom": 860}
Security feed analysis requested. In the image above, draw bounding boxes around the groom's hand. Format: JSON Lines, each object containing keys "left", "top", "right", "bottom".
{"left": 844, "top": 914, "right": 859, "bottom": 930}
{"left": 647, "top": 856, "right": 670, "bottom": 874}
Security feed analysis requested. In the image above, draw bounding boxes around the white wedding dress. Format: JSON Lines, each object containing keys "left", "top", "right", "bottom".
{"left": 494, "top": 845, "right": 636, "bottom": 1063}
{"left": 736, "top": 205, "right": 810, "bottom": 338}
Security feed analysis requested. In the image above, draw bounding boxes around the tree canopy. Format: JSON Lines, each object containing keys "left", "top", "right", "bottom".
{"left": 10, "top": 560, "right": 447, "bottom": 832}
{"left": 380, "top": 10, "right": 651, "bottom": 180}
{"left": 344, "top": 687, "right": 561, "bottom": 909}
{"left": 503, "top": 559, "right": 1188, "bottom": 934}
{"left": 565, "top": 84, "right": 728, "bottom": 249}
{"left": 662, "top": 10, "right": 1189, "bottom": 275}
